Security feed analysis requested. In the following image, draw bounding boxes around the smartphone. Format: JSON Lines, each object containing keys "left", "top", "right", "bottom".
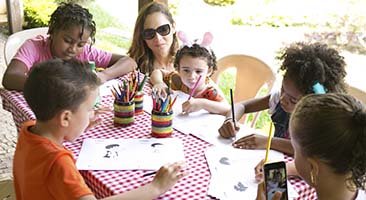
{"left": 264, "top": 161, "right": 288, "bottom": 200}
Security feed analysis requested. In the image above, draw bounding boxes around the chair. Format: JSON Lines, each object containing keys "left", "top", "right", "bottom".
{"left": 212, "top": 54, "right": 275, "bottom": 102}
{"left": 348, "top": 85, "right": 366, "bottom": 104}
{"left": 4, "top": 27, "right": 48, "bottom": 65}
{"left": 212, "top": 54, "right": 275, "bottom": 126}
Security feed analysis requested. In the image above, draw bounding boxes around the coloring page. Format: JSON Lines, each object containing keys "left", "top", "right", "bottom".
{"left": 76, "top": 138, "right": 185, "bottom": 170}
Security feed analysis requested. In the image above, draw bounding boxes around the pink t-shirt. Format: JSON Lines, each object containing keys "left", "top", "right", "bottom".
{"left": 13, "top": 35, "right": 112, "bottom": 70}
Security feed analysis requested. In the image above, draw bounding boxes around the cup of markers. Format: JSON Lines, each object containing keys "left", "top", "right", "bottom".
{"left": 151, "top": 93, "right": 177, "bottom": 138}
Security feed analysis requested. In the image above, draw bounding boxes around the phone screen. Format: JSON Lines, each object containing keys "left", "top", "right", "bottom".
{"left": 264, "top": 161, "right": 288, "bottom": 200}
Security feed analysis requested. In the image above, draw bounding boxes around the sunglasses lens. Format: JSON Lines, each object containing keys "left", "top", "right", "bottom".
{"left": 142, "top": 29, "right": 155, "bottom": 40}
{"left": 156, "top": 24, "right": 170, "bottom": 36}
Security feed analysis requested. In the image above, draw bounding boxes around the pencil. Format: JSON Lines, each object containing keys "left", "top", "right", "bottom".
{"left": 142, "top": 171, "right": 156, "bottom": 177}
{"left": 264, "top": 122, "right": 273, "bottom": 163}
{"left": 188, "top": 75, "right": 202, "bottom": 100}
{"left": 230, "top": 89, "right": 236, "bottom": 128}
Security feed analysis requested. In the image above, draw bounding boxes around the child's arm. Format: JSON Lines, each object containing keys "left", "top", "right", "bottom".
{"left": 79, "top": 162, "right": 186, "bottom": 200}
{"left": 182, "top": 98, "right": 230, "bottom": 115}
{"left": 97, "top": 54, "right": 136, "bottom": 83}
{"left": 2, "top": 60, "right": 29, "bottom": 91}
{"left": 233, "top": 135, "right": 294, "bottom": 155}
{"left": 219, "top": 95, "right": 271, "bottom": 138}
{"left": 150, "top": 69, "right": 168, "bottom": 96}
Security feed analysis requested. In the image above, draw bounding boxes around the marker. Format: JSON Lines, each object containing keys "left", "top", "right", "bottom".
{"left": 142, "top": 171, "right": 156, "bottom": 177}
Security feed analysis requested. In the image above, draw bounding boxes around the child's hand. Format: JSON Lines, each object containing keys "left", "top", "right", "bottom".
{"left": 96, "top": 72, "right": 108, "bottom": 84}
{"left": 152, "top": 82, "right": 169, "bottom": 97}
{"left": 233, "top": 134, "right": 267, "bottom": 149}
{"left": 151, "top": 161, "right": 187, "bottom": 195}
{"left": 86, "top": 107, "right": 111, "bottom": 131}
{"left": 182, "top": 98, "right": 201, "bottom": 113}
{"left": 254, "top": 159, "right": 265, "bottom": 182}
{"left": 256, "top": 181, "right": 282, "bottom": 200}
{"left": 218, "top": 119, "right": 240, "bottom": 138}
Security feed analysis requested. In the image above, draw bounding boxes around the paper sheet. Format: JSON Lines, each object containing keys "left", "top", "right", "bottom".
{"left": 76, "top": 138, "right": 185, "bottom": 170}
{"left": 205, "top": 146, "right": 298, "bottom": 199}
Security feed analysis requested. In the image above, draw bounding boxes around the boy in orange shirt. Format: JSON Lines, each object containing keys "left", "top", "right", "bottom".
{"left": 13, "top": 59, "right": 185, "bottom": 200}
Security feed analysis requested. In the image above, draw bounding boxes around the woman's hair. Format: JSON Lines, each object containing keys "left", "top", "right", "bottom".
{"left": 127, "top": 2, "right": 178, "bottom": 74}
{"left": 290, "top": 93, "right": 366, "bottom": 190}
{"left": 24, "top": 59, "right": 101, "bottom": 121}
{"left": 48, "top": 3, "right": 96, "bottom": 45}
{"left": 277, "top": 42, "right": 347, "bottom": 94}
{"left": 174, "top": 44, "right": 217, "bottom": 77}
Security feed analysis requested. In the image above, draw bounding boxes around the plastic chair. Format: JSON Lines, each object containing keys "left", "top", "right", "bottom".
{"left": 4, "top": 27, "right": 48, "bottom": 65}
{"left": 212, "top": 54, "right": 275, "bottom": 102}
{"left": 348, "top": 85, "right": 366, "bottom": 104}
{"left": 212, "top": 54, "right": 275, "bottom": 126}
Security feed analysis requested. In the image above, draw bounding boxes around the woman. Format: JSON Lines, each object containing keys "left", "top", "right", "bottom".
{"left": 128, "top": 2, "right": 178, "bottom": 75}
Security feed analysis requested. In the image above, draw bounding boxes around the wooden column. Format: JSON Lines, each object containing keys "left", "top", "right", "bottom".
{"left": 6, "top": 0, "right": 22, "bottom": 34}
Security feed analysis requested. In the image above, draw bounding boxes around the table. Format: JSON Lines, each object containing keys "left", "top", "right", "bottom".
{"left": 0, "top": 80, "right": 317, "bottom": 199}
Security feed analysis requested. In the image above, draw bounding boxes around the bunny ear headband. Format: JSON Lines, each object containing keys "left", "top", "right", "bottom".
{"left": 177, "top": 31, "right": 213, "bottom": 50}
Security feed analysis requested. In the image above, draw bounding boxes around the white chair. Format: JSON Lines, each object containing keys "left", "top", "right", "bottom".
{"left": 212, "top": 54, "right": 275, "bottom": 126}
{"left": 4, "top": 27, "right": 48, "bottom": 65}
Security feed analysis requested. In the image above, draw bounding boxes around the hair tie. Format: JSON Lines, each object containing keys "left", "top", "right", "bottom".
{"left": 312, "top": 82, "right": 326, "bottom": 94}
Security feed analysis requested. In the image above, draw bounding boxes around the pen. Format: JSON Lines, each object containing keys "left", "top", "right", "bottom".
{"left": 264, "top": 122, "right": 273, "bottom": 163}
{"left": 142, "top": 171, "right": 156, "bottom": 177}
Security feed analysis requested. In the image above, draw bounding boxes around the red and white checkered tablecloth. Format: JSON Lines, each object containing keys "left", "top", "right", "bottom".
{"left": 0, "top": 76, "right": 317, "bottom": 199}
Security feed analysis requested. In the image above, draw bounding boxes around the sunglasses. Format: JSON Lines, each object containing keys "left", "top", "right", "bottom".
{"left": 142, "top": 24, "right": 171, "bottom": 40}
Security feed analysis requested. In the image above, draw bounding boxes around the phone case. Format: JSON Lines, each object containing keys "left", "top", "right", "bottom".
{"left": 264, "top": 161, "right": 288, "bottom": 200}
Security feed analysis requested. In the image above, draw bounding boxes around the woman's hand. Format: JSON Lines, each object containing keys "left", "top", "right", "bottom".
{"left": 233, "top": 134, "right": 267, "bottom": 149}
{"left": 254, "top": 159, "right": 265, "bottom": 182}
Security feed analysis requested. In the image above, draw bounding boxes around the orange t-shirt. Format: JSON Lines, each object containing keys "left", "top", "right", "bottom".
{"left": 13, "top": 120, "right": 93, "bottom": 200}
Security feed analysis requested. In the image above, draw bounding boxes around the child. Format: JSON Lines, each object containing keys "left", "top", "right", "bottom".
{"left": 2, "top": 2, "right": 136, "bottom": 91}
{"left": 128, "top": 2, "right": 178, "bottom": 75}
{"left": 256, "top": 93, "right": 366, "bottom": 200}
{"left": 150, "top": 32, "right": 230, "bottom": 115}
{"left": 219, "top": 42, "right": 347, "bottom": 155}
{"left": 13, "top": 59, "right": 185, "bottom": 199}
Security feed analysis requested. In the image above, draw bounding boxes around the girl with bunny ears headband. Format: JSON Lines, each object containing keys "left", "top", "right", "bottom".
{"left": 150, "top": 31, "right": 230, "bottom": 115}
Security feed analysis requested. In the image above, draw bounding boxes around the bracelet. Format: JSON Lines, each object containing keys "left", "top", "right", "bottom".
{"left": 224, "top": 117, "right": 233, "bottom": 123}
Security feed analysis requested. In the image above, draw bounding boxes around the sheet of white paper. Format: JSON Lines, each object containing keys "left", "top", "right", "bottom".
{"left": 205, "top": 146, "right": 298, "bottom": 199}
{"left": 76, "top": 138, "right": 185, "bottom": 170}
{"left": 99, "top": 79, "right": 121, "bottom": 97}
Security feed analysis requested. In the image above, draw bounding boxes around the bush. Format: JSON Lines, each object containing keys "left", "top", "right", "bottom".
{"left": 203, "top": 0, "right": 235, "bottom": 7}
{"left": 23, "top": 0, "right": 57, "bottom": 28}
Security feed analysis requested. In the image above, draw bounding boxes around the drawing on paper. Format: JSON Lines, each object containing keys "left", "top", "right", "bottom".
{"left": 104, "top": 143, "right": 120, "bottom": 158}
{"left": 234, "top": 181, "right": 248, "bottom": 192}
{"left": 219, "top": 157, "right": 230, "bottom": 165}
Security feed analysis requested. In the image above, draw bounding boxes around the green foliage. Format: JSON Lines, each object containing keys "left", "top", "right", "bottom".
{"left": 231, "top": 17, "right": 244, "bottom": 26}
{"left": 203, "top": 0, "right": 235, "bottom": 7}
{"left": 54, "top": 0, "right": 94, "bottom": 4}
{"left": 23, "top": 0, "right": 57, "bottom": 28}
{"left": 86, "top": 3, "right": 126, "bottom": 30}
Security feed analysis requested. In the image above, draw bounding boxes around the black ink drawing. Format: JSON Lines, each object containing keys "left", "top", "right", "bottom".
{"left": 151, "top": 142, "right": 164, "bottom": 153}
{"left": 219, "top": 157, "right": 230, "bottom": 165}
{"left": 104, "top": 144, "right": 120, "bottom": 159}
{"left": 234, "top": 181, "right": 247, "bottom": 192}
